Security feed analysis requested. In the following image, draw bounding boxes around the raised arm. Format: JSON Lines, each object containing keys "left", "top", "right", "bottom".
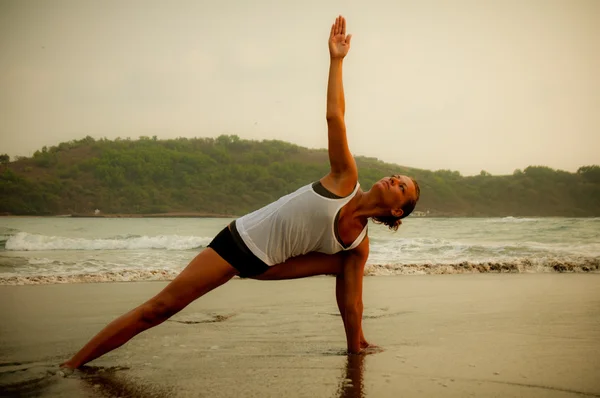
{"left": 324, "top": 16, "right": 357, "bottom": 190}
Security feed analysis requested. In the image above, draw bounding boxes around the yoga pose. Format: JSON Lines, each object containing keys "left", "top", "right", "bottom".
{"left": 61, "top": 15, "right": 420, "bottom": 369}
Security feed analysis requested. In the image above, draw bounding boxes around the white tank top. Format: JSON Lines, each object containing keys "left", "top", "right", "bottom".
{"left": 235, "top": 182, "right": 368, "bottom": 266}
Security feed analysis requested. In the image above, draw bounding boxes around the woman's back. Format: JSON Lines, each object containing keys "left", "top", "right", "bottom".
{"left": 235, "top": 181, "right": 367, "bottom": 265}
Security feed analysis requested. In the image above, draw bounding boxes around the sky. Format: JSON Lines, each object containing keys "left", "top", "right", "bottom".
{"left": 1, "top": 0, "right": 598, "bottom": 176}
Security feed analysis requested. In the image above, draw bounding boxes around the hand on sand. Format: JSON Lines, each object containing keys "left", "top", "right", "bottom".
{"left": 57, "top": 365, "right": 75, "bottom": 377}
{"left": 349, "top": 341, "right": 383, "bottom": 355}
{"left": 329, "top": 15, "right": 352, "bottom": 59}
{"left": 360, "top": 344, "right": 384, "bottom": 355}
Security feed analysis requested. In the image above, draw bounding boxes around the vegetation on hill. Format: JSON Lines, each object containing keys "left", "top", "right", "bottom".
{"left": 1, "top": 135, "right": 599, "bottom": 217}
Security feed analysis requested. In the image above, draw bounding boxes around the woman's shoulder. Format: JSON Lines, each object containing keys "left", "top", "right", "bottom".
{"left": 318, "top": 173, "right": 358, "bottom": 198}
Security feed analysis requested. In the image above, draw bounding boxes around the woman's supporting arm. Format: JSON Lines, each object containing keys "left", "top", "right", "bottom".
{"left": 336, "top": 237, "right": 369, "bottom": 354}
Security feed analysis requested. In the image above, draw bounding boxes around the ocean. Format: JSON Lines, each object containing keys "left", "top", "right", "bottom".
{"left": 1, "top": 217, "right": 600, "bottom": 396}
{"left": 1, "top": 216, "right": 599, "bottom": 285}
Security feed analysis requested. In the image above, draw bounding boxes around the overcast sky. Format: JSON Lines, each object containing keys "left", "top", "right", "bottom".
{"left": 1, "top": 0, "right": 598, "bottom": 176}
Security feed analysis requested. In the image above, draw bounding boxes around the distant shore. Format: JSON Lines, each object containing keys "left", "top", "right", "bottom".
{"left": 71, "top": 212, "right": 236, "bottom": 218}
{"left": 0, "top": 212, "right": 237, "bottom": 218}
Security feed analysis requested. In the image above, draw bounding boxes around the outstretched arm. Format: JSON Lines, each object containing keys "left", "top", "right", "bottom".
{"left": 336, "top": 237, "right": 369, "bottom": 354}
{"left": 324, "top": 16, "right": 357, "bottom": 190}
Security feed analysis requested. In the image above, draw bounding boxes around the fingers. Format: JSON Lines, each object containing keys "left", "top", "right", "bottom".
{"left": 331, "top": 15, "right": 350, "bottom": 43}
{"left": 333, "top": 15, "right": 346, "bottom": 36}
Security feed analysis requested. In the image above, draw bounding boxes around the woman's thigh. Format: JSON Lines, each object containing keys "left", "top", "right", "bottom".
{"left": 147, "top": 248, "right": 239, "bottom": 314}
{"left": 251, "top": 252, "right": 345, "bottom": 281}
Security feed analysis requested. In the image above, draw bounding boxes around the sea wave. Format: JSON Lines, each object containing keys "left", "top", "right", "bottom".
{"left": 4, "top": 232, "right": 212, "bottom": 251}
{"left": 364, "top": 257, "right": 600, "bottom": 276}
{"left": 369, "top": 237, "right": 600, "bottom": 260}
{"left": 0, "top": 269, "right": 179, "bottom": 285}
{"left": 487, "top": 217, "right": 540, "bottom": 223}
{"left": 1, "top": 257, "right": 598, "bottom": 285}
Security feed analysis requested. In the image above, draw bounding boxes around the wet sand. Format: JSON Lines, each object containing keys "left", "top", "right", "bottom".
{"left": 1, "top": 274, "right": 599, "bottom": 397}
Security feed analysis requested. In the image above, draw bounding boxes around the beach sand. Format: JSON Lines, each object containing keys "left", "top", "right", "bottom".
{"left": 1, "top": 274, "right": 599, "bottom": 397}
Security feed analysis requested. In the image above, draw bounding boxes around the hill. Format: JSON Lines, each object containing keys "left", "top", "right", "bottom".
{"left": 1, "top": 135, "right": 599, "bottom": 217}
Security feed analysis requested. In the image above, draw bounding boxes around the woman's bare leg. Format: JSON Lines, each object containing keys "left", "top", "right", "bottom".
{"left": 61, "top": 248, "right": 238, "bottom": 369}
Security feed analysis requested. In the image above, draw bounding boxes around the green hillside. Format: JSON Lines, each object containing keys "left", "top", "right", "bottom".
{"left": 1, "top": 135, "right": 599, "bottom": 217}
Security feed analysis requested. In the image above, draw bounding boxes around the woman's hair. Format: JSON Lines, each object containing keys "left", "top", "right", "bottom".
{"left": 372, "top": 177, "right": 420, "bottom": 231}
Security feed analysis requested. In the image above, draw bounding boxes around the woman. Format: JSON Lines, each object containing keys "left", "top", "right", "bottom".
{"left": 61, "top": 15, "right": 420, "bottom": 369}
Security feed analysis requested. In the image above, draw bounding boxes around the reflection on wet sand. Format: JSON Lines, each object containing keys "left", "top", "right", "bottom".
{"left": 0, "top": 363, "right": 169, "bottom": 398}
{"left": 79, "top": 365, "right": 173, "bottom": 397}
{"left": 337, "top": 354, "right": 365, "bottom": 398}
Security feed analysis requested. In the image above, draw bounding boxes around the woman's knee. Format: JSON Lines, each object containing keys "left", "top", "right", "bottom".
{"left": 140, "top": 297, "right": 179, "bottom": 325}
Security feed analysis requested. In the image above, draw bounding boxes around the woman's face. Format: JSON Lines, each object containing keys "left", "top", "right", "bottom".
{"left": 372, "top": 175, "right": 417, "bottom": 217}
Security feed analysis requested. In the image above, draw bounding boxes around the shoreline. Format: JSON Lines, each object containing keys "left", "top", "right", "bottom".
{"left": 2, "top": 263, "right": 599, "bottom": 286}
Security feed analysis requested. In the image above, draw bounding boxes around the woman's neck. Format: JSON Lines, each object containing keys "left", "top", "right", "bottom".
{"left": 341, "top": 189, "right": 389, "bottom": 224}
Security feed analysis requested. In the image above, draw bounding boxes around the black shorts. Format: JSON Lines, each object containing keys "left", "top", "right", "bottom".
{"left": 208, "top": 221, "right": 270, "bottom": 278}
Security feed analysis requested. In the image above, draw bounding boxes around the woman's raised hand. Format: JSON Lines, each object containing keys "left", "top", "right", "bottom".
{"left": 328, "top": 15, "right": 352, "bottom": 59}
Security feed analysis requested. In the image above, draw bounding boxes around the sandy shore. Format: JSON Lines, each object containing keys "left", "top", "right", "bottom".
{"left": 1, "top": 274, "right": 599, "bottom": 397}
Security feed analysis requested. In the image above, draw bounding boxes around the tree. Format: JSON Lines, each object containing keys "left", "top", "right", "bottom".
{"left": 0, "top": 136, "right": 598, "bottom": 216}
{"left": 577, "top": 165, "right": 600, "bottom": 183}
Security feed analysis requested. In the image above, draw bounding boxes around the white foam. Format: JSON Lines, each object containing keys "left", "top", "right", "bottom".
{"left": 2, "top": 257, "right": 598, "bottom": 285}
{"left": 5, "top": 232, "right": 212, "bottom": 251}
{"left": 488, "top": 217, "right": 539, "bottom": 223}
{"left": 27, "top": 258, "right": 56, "bottom": 265}
{"left": 365, "top": 257, "right": 600, "bottom": 276}
{"left": 0, "top": 269, "right": 180, "bottom": 285}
